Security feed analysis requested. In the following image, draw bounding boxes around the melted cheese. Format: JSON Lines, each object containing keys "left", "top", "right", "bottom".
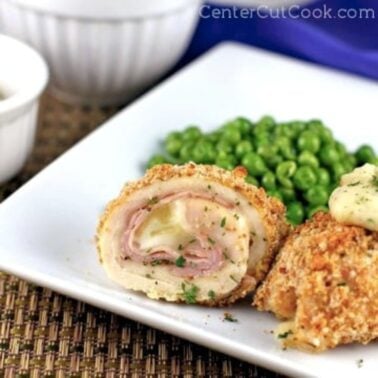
{"left": 134, "top": 197, "right": 249, "bottom": 263}
{"left": 135, "top": 201, "right": 192, "bottom": 250}
{"left": 329, "top": 164, "right": 378, "bottom": 231}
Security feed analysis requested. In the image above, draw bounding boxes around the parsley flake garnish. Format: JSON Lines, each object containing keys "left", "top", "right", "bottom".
{"left": 277, "top": 330, "right": 293, "bottom": 339}
{"left": 175, "top": 256, "right": 186, "bottom": 268}
{"left": 347, "top": 181, "right": 360, "bottom": 187}
{"left": 230, "top": 274, "right": 239, "bottom": 283}
{"left": 220, "top": 217, "right": 226, "bottom": 228}
{"left": 372, "top": 175, "right": 378, "bottom": 187}
{"left": 223, "top": 312, "right": 238, "bottom": 322}
{"left": 208, "top": 237, "right": 216, "bottom": 245}
{"left": 208, "top": 290, "right": 216, "bottom": 301}
{"left": 148, "top": 196, "right": 159, "bottom": 205}
{"left": 151, "top": 260, "right": 162, "bottom": 266}
{"left": 181, "top": 283, "right": 199, "bottom": 304}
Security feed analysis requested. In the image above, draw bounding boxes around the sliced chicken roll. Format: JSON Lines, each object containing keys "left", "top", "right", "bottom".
{"left": 97, "top": 163, "right": 288, "bottom": 305}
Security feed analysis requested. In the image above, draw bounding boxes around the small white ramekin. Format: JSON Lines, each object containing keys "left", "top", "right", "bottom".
{"left": 0, "top": 34, "right": 48, "bottom": 184}
{"left": 0, "top": 0, "right": 202, "bottom": 106}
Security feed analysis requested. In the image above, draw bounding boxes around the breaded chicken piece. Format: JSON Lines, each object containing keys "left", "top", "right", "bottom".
{"left": 97, "top": 163, "right": 289, "bottom": 305}
{"left": 254, "top": 212, "right": 378, "bottom": 352}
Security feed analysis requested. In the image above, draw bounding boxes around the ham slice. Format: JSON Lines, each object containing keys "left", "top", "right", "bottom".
{"left": 122, "top": 192, "right": 233, "bottom": 277}
{"left": 97, "top": 163, "right": 288, "bottom": 305}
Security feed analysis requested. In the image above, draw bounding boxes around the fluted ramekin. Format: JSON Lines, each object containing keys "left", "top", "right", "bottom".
{"left": 0, "top": 0, "right": 202, "bottom": 105}
{"left": 0, "top": 34, "right": 48, "bottom": 183}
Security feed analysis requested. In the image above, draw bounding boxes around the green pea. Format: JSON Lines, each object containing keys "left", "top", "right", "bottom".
{"left": 192, "top": 140, "right": 216, "bottom": 163}
{"left": 257, "top": 144, "right": 279, "bottom": 160}
{"left": 165, "top": 134, "right": 182, "bottom": 157}
{"left": 280, "top": 187, "right": 296, "bottom": 203}
{"left": 276, "top": 136, "right": 291, "bottom": 148}
{"left": 277, "top": 136, "right": 296, "bottom": 160}
{"left": 332, "top": 162, "right": 347, "bottom": 181}
{"left": 179, "top": 142, "right": 195, "bottom": 162}
{"left": 355, "top": 145, "right": 376, "bottom": 164}
{"left": 207, "top": 131, "right": 222, "bottom": 143}
{"left": 232, "top": 117, "right": 253, "bottom": 135}
{"left": 287, "top": 202, "right": 305, "bottom": 225}
{"left": 319, "top": 127, "right": 334, "bottom": 144}
{"left": 298, "top": 131, "right": 321, "bottom": 154}
{"left": 242, "top": 152, "right": 268, "bottom": 176}
{"left": 319, "top": 146, "right": 340, "bottom": 166}
{"left": 261, "top": 171, "right": 277, "bottom": 190}
{"left": 293, "top": 166, "right": 317, "bottom": 190}
{"left": 307, "top": 120, "right": 334, "bottom": 145}
{"left": 235, "top": 140, "right": 253, "bottom": 159}
{"left": 274, "top": 123, "right": 285, "bottom": 137}
{"left": 216, "top": 150, "right": 229, "bottom": 160}
{"left": 276, "top": 161, "right": 297, "bottom": 189}
{"left": 254, "top": 132, "right": 271, "bottom": 147}
{"left": 307, "top": 119, "right": 325, "bottom": 133}
{"left": 215, "top": 155, "right": 236, "bottom": 170}
{"left": 298, "top": 151, "right": 319, "bottom": 169}
{"left": 307, "top": 205, "right": 329, "bottom": 218}
{"left": 305, "top": 185, "right": 329, "bottom": 206}
{"left": 267, "top": 190, "right": 283, "bottom": 201}
{"left": 335, "top": 141, "right": 348, "bottom": 157}
{"left": 343, "top": 162, "right": 354, "bottom": 174}
{"left": 254, "top": 115, "right": 275, "bottom": 134}
{"left": 281, "top": 145, "right": 297, "bottom": 161}
{"left": 265, "top": 154, "right": 284, "bottom": 169}
{"left": 216, "top": 140, "right": 233, "bottom": 154}
{"left": 289, "top": 121, "right": 306, "bottom": 136}
{"left": 222, "top": 126, "right": 241, "bottom": 145}
{"left": 346, "top": 154, "right": 357, "bottom": 169}
{"left": 245, "top": 175, "right": 259, "bottom": 186}
{"left": 182, "top": 126, "right": 201, "bottom": 141}
{"left": 165, "top": 131, "right": 181, "bottom": 141}
{"left": 147, "top": 154, "right": 168, "bottom": 169}
{"left": 275, "top": 122, "right": 299, "bottom": 139}
{"left": 316, "top": 168, "right": 331, "bottom": 187}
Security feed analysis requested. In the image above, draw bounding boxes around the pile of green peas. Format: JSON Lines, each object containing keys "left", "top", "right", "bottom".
{"left": 146, "top": 116, "right": 377, "bottom": 225}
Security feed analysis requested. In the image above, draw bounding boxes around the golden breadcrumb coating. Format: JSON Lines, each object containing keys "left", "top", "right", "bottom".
{"left": 254, "top": 212, "right": 378, "bottom": 352}
{"left": 97, "top": 163, "right": 289, "bottom": 305}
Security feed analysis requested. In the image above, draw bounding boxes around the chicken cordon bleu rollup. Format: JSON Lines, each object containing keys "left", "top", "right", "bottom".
{"left": 254, "top": 212, "right": 378, "bottom": 352}
{"left": 97, "top": 163, "right": 288, "bottom": 305}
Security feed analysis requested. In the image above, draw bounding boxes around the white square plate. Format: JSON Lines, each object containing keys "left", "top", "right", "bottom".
{"left": 0, "top": 43, "right": 377, "bottom": 377}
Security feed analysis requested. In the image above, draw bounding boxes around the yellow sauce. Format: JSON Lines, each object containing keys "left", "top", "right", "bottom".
{"left": 329, "top": 164, "right": 378, "bottom": 231}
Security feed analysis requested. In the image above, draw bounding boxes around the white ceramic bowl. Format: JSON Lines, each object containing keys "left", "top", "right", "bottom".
{"left": 0, "top": 34, "right": 48, "bottom": 183}
{"left": 0, "top": 0, "right": 202, "bottom": 105}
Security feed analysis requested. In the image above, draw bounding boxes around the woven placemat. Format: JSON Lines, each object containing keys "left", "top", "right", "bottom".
{"left": 0, "top": 95, "right": 283, "bottom": 377}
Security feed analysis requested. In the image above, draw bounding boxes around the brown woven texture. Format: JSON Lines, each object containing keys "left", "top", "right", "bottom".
{"left": 0, "top": 95, "right": 283, "bottom": 378}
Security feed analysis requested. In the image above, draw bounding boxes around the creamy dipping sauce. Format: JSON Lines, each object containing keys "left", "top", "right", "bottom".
{"left": 329, "top": 164, "right": 378, "bottom": 231}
